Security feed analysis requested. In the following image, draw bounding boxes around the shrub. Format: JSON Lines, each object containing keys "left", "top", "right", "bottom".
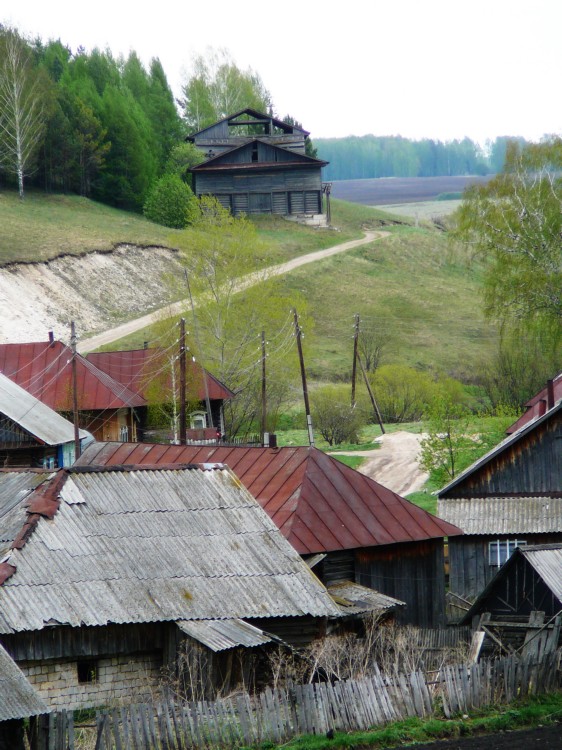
{"left": 143, "top": 174, "right": 198, "bottom": 228}
{"left": 312, "top": 385, "right": 367, "bottom": 446}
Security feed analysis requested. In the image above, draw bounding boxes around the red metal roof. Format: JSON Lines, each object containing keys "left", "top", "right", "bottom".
{"left": 76, "top": 443, "right": 462, "bottom": 554}
{"left": 506, "top": 372, "right": 562, "bottom": 434}
{"left": 0, "top": 341, "right": 146, "bottom": 411}
{"left": 86, "top": 349, "right": 234, "bottom": 402}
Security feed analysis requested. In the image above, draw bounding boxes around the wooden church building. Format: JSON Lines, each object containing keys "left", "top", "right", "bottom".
{"left": 187, "top": 109, "right": 328, "bottom": 217}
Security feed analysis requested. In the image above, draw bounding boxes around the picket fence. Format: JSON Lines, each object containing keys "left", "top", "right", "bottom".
{"left": 40, "top": 649, "right": 561, "bottom": 750}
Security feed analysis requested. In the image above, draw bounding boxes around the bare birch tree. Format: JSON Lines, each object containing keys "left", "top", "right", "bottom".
{"left": 0, "top": 28, "right": 50, "bottom": 198}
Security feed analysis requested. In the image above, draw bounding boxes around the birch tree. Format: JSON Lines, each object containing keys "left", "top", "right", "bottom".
{"left": 0, "top": 28, "right": 50, "bottom": 198}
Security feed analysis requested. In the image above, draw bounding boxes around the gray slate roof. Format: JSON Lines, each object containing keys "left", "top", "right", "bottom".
{"left": 177, "top": 619, "right": 281, "bottom": 652}
{"left": 436, "top": 496, "right": 562, "bottom": 535}
{"left": 0, "top": 466, "right": 340, "bottom": 634}
{"left": 0, "top": 373, "right": 90, "bottom": 445}
{"left": 520, "top": 543, "right": 562, "bottom": 602}
{"left": 327, "top": 581, "right": 405, "bottom": 617}
{"left": 0, "top": 471, "right": 54, "bottom": 557}
{"left": 0, "top": 643, "right": 49, "bottom": 720}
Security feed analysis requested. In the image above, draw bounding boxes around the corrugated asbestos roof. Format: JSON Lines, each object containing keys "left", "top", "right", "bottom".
{"left": 0, "top": 471, "right": 55, "bottom": 557}
{"left": 438, "top": 401, "right": 562, "bottom": 499}
{"left": 327, "top": 581, "right": 405, "bottom": 617}
{"left": 437, "top": 496, "right": 562, "bottom": 535}
{"left": 0, "top": 374, "right": 90, "bottom": 446}
{"left": 0, "top": 341, "right": 145, "bottom": 411}
{"left": 0, "top": 465, "right": 340, "bottom": 634}
{"left": 86, "top": 349, "right": 234, "bottom": 402}
{"left": 75, "top": 444, "right": 462, "bottom": 554}
{"left": 0, "top": 643, "right": 49, "bottom": 720}
{"left": 177, "top": 618, "right": 280, "bottom": 652}
{"left": 520, "top": 544, "right": 562, "bottom": 602}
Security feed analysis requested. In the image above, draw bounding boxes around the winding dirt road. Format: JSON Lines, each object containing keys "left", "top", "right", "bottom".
{"left": 77, "top": 230, "right": 387, "bottom": 353}
{"left": 332, "top": 431, "right": 428, "bottom": 496}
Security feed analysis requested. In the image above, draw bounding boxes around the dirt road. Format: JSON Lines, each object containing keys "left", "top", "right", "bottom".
{"left": 77, "top": 230, "right": 387, "bottom": 353}
{"left": 332, "top": 430, "right": 428, "bottom": 496}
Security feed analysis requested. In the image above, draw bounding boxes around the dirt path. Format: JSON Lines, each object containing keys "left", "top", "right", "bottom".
{"left": 332, "top": 430, "right": 428, "bottom": 496}
{"left": 77, "top": 230, "right": 387, "bottom": 353}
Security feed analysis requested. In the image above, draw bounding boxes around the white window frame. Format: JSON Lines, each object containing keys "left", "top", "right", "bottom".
{"left": 488, "top": 539, "right": 527, "bottom": 567}
{"left": 189, "top": 411, "right": 207, "bottom": 430}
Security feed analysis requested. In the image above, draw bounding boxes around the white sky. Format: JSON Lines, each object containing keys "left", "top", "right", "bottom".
{"left": 2, "top": 0, "right": 561, "bottom": 144}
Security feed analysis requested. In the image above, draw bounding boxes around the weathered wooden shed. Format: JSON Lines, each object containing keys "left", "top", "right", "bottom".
{"left": 0, "top": 643, "right": 48, "bottom": 750}
{"left": 188, "top": 109, "right": 328, "bottom": 217}
{"left": 0, "top": 464, "right": 341, "bottom": 709}
{"left": 76, "top": 444, "right": 462, "bottom": 627}
{"left": 0, "top": 374, "right": 92, "bottom": 468}
{"left": 438, "top": 402, "right": 562, "bottom": 604}
{"left": 86, "top": 348, "right": 234, "bottom": 439}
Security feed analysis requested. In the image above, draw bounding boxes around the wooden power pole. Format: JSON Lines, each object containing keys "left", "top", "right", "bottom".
{"left": 179, "top": 318, "right": 187, "bottom": 445}
{"left": 293, "top": 309, "right": 314, "bottom": 447}
{"left": 70, "top": 321, "right": 81, "bottom": 460}
{"left": 357, "top": 350, "right": 385, "bottom": 434}
{"left": 351, "top": 313, "right": 359, "bottom": 407}
{"left": 261, "top": 330, "right": 267, "bottom": 446}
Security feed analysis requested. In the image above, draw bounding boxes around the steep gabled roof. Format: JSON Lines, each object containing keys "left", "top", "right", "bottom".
{"left": 75, "top": 444, "right": 462, "bottom": 554}
{"left": 191, "top": 138, "right": 327, "bottom": 171}
{"left": 0, "top": 341, "right": 146, "bottom": 411}
{"left": 0, "top": 464, "right": 340, "bottom": 634}
{"left": 0, "top": 373, "right": 90, "bottom": 446}
{"left": 438, "top": 401, "right": 562, "bottom": 500}
{"left": 86, "top": 349, "right": 234, "bottom": 402}
{"left": 186, "top": 108, "right": 310, "bottom": 141}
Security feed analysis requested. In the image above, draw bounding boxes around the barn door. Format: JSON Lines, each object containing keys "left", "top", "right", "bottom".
{"left": 248, "top": 193, "right": 272, "bottom": 213}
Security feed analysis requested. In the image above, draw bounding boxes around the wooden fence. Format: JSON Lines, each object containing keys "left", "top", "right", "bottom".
{"left": 87, "top": 649, "right": 562, "bottom": 750}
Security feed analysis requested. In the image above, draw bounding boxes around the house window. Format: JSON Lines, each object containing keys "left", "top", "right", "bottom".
{"left": 190, "top": 412, "right": 207, "bottom": 430}
{"left": 488, "top": 539, "right": 527, "bottom": 567}
{"left": 119, "top": 425, "right": 129, "bottom": 442}
{"left": 77, "top": 660, "right": 98, "bottom": 684}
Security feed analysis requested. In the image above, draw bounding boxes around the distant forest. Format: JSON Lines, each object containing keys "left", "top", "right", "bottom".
{"left": 316, "top": 135, "right": 529, "bottom": 181}
{"left": 0, "top": 26, "right": 533, "bottom": 209}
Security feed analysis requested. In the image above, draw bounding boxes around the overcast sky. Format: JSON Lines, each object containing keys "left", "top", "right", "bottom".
{"left": 2, "top": 0, "right": 560, "bottom": 144}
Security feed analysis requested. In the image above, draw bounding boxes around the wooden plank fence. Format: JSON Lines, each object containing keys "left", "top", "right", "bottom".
{"left": 86, "top": 650, "right": 562, "bottom": 749}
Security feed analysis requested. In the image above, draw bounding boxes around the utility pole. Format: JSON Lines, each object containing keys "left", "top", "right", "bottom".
{"left": 261, "top": 330, "right": 267, "bottom": 446}
{"left": 293, "top": 308, "right": 314, "bottom": 447}
{"left": 179, "top": 318, "right": 187, "bottom": 445}
{"left": 351, "top": 313, "right": 359, "bottom": 407}
{"left": 70, "top": 321, "right": 81, "bottom": 460}
{"left": 357, "top": 350, "right": 385, "bottom": 434}
{"left": 185, "top": 270, "right": 213, "bottom": 431}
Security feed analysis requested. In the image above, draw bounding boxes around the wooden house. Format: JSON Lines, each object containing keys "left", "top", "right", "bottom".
{"left": 0, "top": 464, "right": 341, "bottom": 710}
{"left": 438, "top": 402, "right": 562, "bottom": 603}
{"left": 188, "top": 109, "right": 328, "bottom": 217}
{"left": 76, "top": 444, "right": 462, "bottom": 627}
{"left": 86, "top": 348, "right": 234, "bottom": 439}
{"left": 0, "top": 374, "right": 92, "bottom": 468}
{"left": 0, "top": 339, "right": 145, "bottom": 443}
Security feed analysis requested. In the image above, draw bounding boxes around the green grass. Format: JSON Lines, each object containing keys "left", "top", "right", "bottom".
{"left": 244, "top": 692, "right": 562, "bottom": 750}
{"left": 0, "top": 190, "right": 182, "bottom": 263}
{"left": 329, "top": 455, "right": 367, "bottom": 469}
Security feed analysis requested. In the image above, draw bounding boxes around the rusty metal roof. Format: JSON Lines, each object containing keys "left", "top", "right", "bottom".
{"left": 327, "top": 581, "right": 405, "bottom": 617}
{"left": 506, "top": 372, "right": 562, "bottom": 434}
{"left": 0, "top": 341, "right": 146, "bottom": 411}
{"left": 0, "top": 643, "right": 49, "bottom": 720}
{"left": 0, "top": 374, "right": 90, "bottom": 446}
{"left": 0, "top": 465, "right": 340, "bottom": 634}
{"left": 75, "top": 444, "right": 462, "bottom": 554}
{"left": 177, "top": 618, "right": 281, "bottom": 652}
{"left": 437, "top": 496, "right": 562, "bottom": 535}
{"left": 86, "top": 349, "right": 234, "bottom": 402}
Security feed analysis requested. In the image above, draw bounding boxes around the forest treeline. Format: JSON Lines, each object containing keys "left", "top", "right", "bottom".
{"left": 0, "top": 25, "right": 534, "bottom": 209}
{"left": 316, "top": 134, "right": 529, "bottom": 181}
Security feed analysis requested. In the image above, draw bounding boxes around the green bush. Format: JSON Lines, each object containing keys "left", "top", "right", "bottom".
{"left": 312, "top": 385, "right": 367, "bottom": 446}
{"left": 143, "top": 174, "right": 198, "bottom": 228}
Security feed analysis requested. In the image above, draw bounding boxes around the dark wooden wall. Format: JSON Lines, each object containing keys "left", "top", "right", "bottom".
{"left": 444, "top": 413, "right": 562, "bottom": 498}
{"left": 356, "top": 540, "right": 447, "bottom": 628}
{"left": 448, "top": 533, "right": 562, "bottom": 601}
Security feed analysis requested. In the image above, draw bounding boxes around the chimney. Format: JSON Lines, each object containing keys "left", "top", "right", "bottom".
{"left": 547, "top": 378, "right": 555, "bottom": 410}
{"left": 537, "top": 399, "right": 547, "bottom": 417}
{"left": 48, "top": 330, "right": 55, "bottom": 346}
